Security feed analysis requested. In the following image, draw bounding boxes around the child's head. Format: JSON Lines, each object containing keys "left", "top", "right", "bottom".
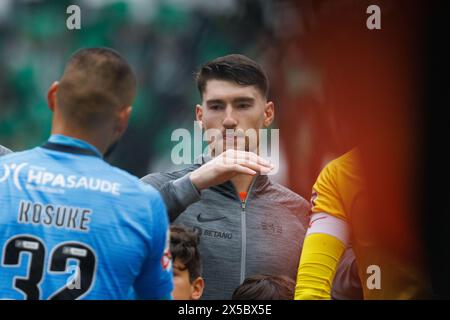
{"left": 232, "top": 274, "right": 296, "bottom": 300}
{"left": 170, "top": 225, "right": 204, "bottom": 300}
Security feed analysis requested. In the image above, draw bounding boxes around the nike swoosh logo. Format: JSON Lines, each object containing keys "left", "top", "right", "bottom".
{"left": 197, "top": 213, "right": 226, "bottom": 223}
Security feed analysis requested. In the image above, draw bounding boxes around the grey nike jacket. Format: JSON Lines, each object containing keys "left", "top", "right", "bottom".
{"left": 141, "top": 157, "right": 362, "bottom": 300}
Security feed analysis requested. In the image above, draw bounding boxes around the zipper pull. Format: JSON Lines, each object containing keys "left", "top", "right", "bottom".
{"left": 239, "top": 192, "right": 247, "bottom": 210}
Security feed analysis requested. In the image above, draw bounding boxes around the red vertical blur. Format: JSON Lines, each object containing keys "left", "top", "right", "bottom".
{"left": 273, "top": 0, "right": 429, "bottom": 297}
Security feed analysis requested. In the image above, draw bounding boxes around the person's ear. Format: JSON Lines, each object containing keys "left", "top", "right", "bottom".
{"left": 117, "top": 106, "right": 132, "bottom": 135}
{"left": 190, "top": 277, "right": 205, "bottom": 300}
{"left": 196, "top": 104, "right": 204, "bottom": 129}
{"left": 263, "top": 101, "right": 275, "bottom": 127}
{"left": 47, "top": 81, "right": 59, "bottom": 112}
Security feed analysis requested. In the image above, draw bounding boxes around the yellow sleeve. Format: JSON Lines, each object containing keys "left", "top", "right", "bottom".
{"left": 294, "top": 233, "right": 346, "bottom": 300}
{"left": 311, "top": 161, "right": 346, "bottom": 221}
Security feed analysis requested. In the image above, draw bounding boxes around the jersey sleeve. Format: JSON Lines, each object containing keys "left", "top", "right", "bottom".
{"left": 133, "top": 191, "right": 173, "bottom": 300}
{"left": 295, "top": 232, "right": 346, "bottom": 299}
{"left": 141, "top": 172, "right": 201, "bottom": 223}
{"left": 311, "top": 160, "right": 347, "bottom": 221}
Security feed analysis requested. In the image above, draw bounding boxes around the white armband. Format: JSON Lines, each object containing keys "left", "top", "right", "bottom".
{"left": 306, "top": 212, "right": 349, "bottom": 246}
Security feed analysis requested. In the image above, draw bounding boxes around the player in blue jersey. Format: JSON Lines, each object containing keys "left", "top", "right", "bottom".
{"left": 0, "top": 48, "right": 173, "bottom": 300}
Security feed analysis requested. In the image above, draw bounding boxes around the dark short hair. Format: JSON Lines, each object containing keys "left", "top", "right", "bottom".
{"left": 195, "top": 54, "right": 269, "bottom": 99}
{"left": 57, "top": 47, "right": 136, "bottom": 129}
{"left": 170, "top": 225, "right": 202, "bottom": 283}
{"left": 232, "top": 274, "right": 296, "bottom": 300}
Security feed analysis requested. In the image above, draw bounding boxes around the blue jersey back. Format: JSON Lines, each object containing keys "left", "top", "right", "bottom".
{"left": 0, "top": 135, "right": 173, "bottom": 300}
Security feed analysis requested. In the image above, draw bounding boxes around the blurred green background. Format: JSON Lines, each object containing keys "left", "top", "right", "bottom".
{"left": 0, "top": 0, "right": 283, "bottom": 175}
{"left": 0, "top": 0, "right": 363, "bottom": 199}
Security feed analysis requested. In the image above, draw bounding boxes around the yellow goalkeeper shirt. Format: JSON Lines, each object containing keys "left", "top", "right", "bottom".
{"left": 299, "top": 148, "right": 430, "bottom": 299}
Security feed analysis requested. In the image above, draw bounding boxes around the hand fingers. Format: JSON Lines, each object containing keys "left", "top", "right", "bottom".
{"left": 222, "top": 150, "right": 272, "bottom": 168}
{"left": 229, "top": 164, "right": 257, "bottom": 176}
{"left": 229, "top": 159, "right": 273, "bottom": 174}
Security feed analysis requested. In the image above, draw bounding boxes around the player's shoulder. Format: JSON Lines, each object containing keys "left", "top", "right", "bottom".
{"left": 106, "top": 164, "right": 161, "bottom": 197}
{"left": 0, "top": 145, "right": 12, "bottom": 156}
{"left": 325, "top": 149, "right": 358, "bottom": 171}
{"left": 266, "top": 180, "right": 309, "bottom": 205}
{"left": 265, "top": 180, "right": 310, "bottom": 215}
{"left": 318, "top": 149, "right": 360, "bottom": 184}
{"left": 0, "top": 148, "right": 38, "bottom": 163}
{"left": 104, "top": 164, "right": 167, "bottom": 220}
